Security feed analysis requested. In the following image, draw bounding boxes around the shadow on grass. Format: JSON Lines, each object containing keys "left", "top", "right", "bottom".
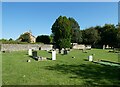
{"left": 45, "top": 63, "right": 120, "bottom": 86}
{"left": 83, "top": 59, "right": 88, "bottom": 61}
{"left": 28, "top": 55, "right": 52, "bottom": 61}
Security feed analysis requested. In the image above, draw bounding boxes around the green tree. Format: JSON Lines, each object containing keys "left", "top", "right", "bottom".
{"left": 100, "top": 24, "right": 117, "bottom": 47}
{"left": 82, "top": 27, "right": 100, "bottom": 46}
{"left": 116, "top": 23, "right": 120, "bottom": 47}
{"left": 36, "top": 35, "right": 50, "bottom": 44}
{"left": 9, "top": 38, "right": 13, "bottom": 41}
{"left": 51, "top": 16, "right": 71, "bottom": 50}
{"left": 116, "top": 31, "right": 120, "bottom": 47}
{"left": 69, "top": 17, "right": 82, "bottom": 43}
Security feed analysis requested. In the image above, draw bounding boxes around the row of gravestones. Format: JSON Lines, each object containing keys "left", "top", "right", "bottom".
{"left": 28, "top": 49, "right": 56, "bottom": 61}
{"left": 49, "top": 48, "right": 70, "bottom": 55}
{"left": 60, "top": 48, "right": 70, "bottom": 55}
{"left": 28, "top": 48, "right": 93, "bottom": 62}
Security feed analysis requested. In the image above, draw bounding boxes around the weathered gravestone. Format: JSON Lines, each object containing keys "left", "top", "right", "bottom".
{"left": 88, "top": 55, "right": 93, "bottom": 61}
{"left": 103, "top": 45, "right": 105, "bottom": 50}
{"left": 28, "top": 49, "right": 33, "bottom": 56}
{"left": 32, "top": 51, "right": 37, "bottom": 58}
{"left": 56, "top": 49, "right": 59, "bottom": 54}
{"left": 52, "top": 50, "right": 56, "bottom": 60}
{"left": 61, "top": 48, "right": 64, "bottom": 54}
{"left": 64, "top": 49, "right": 67, "bottom": 54}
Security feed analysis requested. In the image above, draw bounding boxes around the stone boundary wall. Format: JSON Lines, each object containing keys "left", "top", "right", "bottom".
{"left": 73, "top": 44, "right": 91, "bottom": 50}
{"left": 1, "top": 44, "right": 53, "bottom": 51}
{"left": 73, "top": 44, "right": 85, "bottom": 50}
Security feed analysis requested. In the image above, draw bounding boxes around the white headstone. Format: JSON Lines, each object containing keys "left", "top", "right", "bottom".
{"left": 61, "top": 48, "right": 64, "bottom": 54}
{"left": 52, "top": 50, "right": 56, "bottom": 60}
{"left": 103, "top": 45, "right": 105, "bottom": 50}
{"left": 88, "top": 55, "right": 93, "bottom": 61}
{"left": 28, "top": 49, "right": 32, "bottom": 56}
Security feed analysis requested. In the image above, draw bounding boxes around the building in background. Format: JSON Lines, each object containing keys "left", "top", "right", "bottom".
{"left": 18, "top": 30, "right": 36, "bottom": 43}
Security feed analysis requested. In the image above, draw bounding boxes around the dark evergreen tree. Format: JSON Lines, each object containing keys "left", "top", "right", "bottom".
{"left": 82, "top": 27, "right": 100, "bottom": 46}
{"left": 100, "top": 24, "right": 117, "bottom": 47}
{"left": 36, "top": 35, "right": 50, "bottom": 44}
{"left": 69, "top": 17, "right": 82, "bottom": 43}
{"left": 51, "top": 16, "right": 71, "bottom": 50}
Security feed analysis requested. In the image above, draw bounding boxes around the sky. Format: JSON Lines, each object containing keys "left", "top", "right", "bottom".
{"left": 2, "top": 2, "right": 118, "bottom": 40}
{"left": 118, "top": 2, "right": 120, "bottom": 23}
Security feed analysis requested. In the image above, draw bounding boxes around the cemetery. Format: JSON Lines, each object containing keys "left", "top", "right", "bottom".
{"left": 2, "top": 1, "right": 120, "bottom": 86}
{"left": 2, "top": 47, "right": 120, "bottom": 85}
{"left": 2, "top": 16, "right": 120, "bottom": 85}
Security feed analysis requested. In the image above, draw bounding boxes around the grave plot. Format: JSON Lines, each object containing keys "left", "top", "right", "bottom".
{"left": 2, "top": 49, "right": 120, "bottom": 85}
{"left": 93, "top": 60, "right": 120, "bottom": 67}
{"left": 28, "top": 49, "right": 57, "bottom": 61}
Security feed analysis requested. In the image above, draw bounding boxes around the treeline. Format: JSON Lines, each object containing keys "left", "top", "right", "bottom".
{"left": 1, "top": 16, "right": 120, "bottom": 49}
{"left": 0, "top": 38, "right": 31, "bottom": 44}
{"left": 81, "top": 24, "right": 120, "bottom": 48}
{"left": 51, "top": 16, "right": 120, "bottom": 49}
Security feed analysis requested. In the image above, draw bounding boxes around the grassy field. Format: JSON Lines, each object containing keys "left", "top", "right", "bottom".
{"left": 2, "top": 49, "right": 120, "bottom": 86}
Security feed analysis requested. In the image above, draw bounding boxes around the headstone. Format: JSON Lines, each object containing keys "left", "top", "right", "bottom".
{"left": 103, "top": 45, "right": 105, "bottom": 50}
{"left": 88, "top": 55, "right": 93, "bottom": 61}
{"left": 32, "top": 51, "right": 37, "bottom": 58}
{"left": 61, "top": 48, "right": 64, "bottom": 54}
{"left": 106, "top": 45, "right": 109, "bottom": 49}
{"left": 56, "top": 49, "right": 59, "bottom": 54}
{"left": 52, "top": 50, "right": 56, "bottom": 60}
{"left": 64, "top": 50, "right": 67, "bottom": 54}
{"left": 28, "top": 49, "right": 32, "bottom": 56}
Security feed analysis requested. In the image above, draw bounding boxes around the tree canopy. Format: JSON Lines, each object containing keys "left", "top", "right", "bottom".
{"left": 36, "top": 35, "right": 50, "bottom": 44}
{"left": 69, "top": 17, "right": 82, "bottom": 43}
{"left": 82, "top": 27, "right": 100, "bottom": 46}
{"left": 51, "top": 16, "right": 72, "bottom": 49}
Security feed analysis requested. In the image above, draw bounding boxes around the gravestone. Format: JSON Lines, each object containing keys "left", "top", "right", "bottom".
{"left": 88, "top": 55, "right": 93, "bottom": 61}
{"left": 103, "top": 45, "right": 105, "bottom": 50}
{"left": 56, "top": 49, "right": 59, "bottom": 54}
{"left": 28, "top": 49, "right": 32, "bottom": 56}
{"left": 61, "top": 48, "right": 64, "bottom": 54}
{"left": 64, "top": 49, "right": 67, "bottom": 54}
{"left": 32, "top": 51, "right": 37, "bottom": 58}
{"left": 52, "top": 50, "right": 56, "bottom": 60}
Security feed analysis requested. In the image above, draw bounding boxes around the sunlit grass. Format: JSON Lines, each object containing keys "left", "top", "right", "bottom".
{"left": 2, "top": 49, "right": 120, "bottom": 85}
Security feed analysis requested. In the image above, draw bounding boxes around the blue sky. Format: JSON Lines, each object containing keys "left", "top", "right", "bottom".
{"left": 2, "top": 2, "right": 118, "bottom": 40}
{"left": 118, "top": 2, "right": 120, "bottom": 22}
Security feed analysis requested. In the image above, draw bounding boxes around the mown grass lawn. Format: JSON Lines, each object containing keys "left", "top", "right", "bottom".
{"left": 2, "top": 49, "right": 120, "bottom": 86}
